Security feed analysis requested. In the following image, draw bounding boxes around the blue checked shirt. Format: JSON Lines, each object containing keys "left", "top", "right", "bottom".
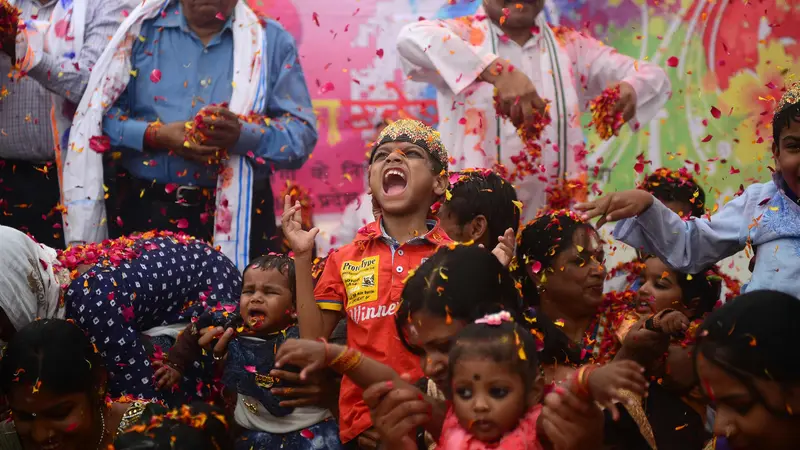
{"left": 0, "top": 0, "right": 127, "bottom": 162}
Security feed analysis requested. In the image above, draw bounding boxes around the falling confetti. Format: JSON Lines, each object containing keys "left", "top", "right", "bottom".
{"left": 667, "top": 56, "right": 679, "bottom": 67}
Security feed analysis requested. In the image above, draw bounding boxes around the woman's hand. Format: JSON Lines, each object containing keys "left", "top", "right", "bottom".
{"left": 586, "top": 361, "right": 648, "bottom": 421}
{"left": 269, "top": 368, "right": 338, "bottom": 409}
{"left": 197, "top": 326, "right": 235, "bottom": 361}
{"left": 363, "top": 380, "right": 432, "bottom": 450}
{"left": 574, "top": 190, "right": 654, "bottom": 228}
{"left": 281, "top": 195, "right": 319, "bottom": 256}
{"left": 540, "top": 388, "right": 605, "bottom": 450}
{"left": 152, "top": 360, "right": 182, "bottom": 390}
{"left": 274, "top": 338, "right": 330, "bottom": 380}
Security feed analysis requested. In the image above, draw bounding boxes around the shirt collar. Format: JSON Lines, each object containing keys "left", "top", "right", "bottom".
{"left": 355, "top": 217, "right": 449, "bottom": 245}
{"left": 153, "top": 0, "right": 235, "bottom": 33}
{"left": 774, "top": 172, "right": 800, "bottom": 205}
{"left": 480, "top": 5, "right": 546, "bottom": 50}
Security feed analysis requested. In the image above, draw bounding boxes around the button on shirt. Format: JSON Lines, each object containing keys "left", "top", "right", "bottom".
{"left": 0, "top": 0, "right": 126, "bottom": 162}
{"left": 102, "top": 2, "right": 317, "bottom": 187}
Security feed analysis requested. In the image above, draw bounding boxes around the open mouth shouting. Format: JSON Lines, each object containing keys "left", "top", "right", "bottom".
{"left": 247, "top": 309, "right": 268, "bottom": 329}
{"left": 382, "top": 167, "right": 408, "bottom": 197}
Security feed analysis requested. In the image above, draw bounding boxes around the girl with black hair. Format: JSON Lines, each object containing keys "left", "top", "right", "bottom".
{"left": 439, "top": 314, "right": 646, "bottom": 450}
{"left": 695, "top": 290, "right": 800, "bottom": 450}
{"left": 114, "top": 403, "right": 233, "bottom": 450}
{"left": 0, "top": 319, "right": 149, "bottom": 450}
{"left": 605, "top": 258, "right": 726, "bottom": 450}
{"left": 436, "top": 168, "right": 521, "bottom": 249}
{"left": 576, "top": 82, "right": 800, "bottom": 298}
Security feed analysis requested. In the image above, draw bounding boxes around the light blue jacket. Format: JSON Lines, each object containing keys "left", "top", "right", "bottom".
{"left": 614, "top": 175, "right": 800, "bottom": 298}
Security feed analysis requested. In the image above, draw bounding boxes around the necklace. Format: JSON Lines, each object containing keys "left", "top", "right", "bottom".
{"left": 96, "top": 407, "right": 106, "bottom": 450}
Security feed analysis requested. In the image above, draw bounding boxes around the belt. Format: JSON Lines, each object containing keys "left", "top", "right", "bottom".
{"left": 127, "top": 177, "right": 213, "bottom": 207}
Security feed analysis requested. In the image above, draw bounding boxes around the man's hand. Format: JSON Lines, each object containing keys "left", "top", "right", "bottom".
{"left": 613, "top": 82, "right": 637, "bottom": 123}
{"left": 482, "top": 58, "right": 547, "bottom": 127}
{"left": 151, "top": 121, "right": 221, "bottom": 164}
{"left": 200, "top": 106, "right": 242, "bottom": 149}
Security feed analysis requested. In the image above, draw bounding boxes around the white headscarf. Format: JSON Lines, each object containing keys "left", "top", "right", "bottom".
{"left": 0, "top": 227, "right": 66, "bottom": 333}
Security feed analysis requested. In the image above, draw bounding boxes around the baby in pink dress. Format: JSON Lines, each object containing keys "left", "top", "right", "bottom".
{"left": 438, "top": 312, "right": 648, "bottom": 449}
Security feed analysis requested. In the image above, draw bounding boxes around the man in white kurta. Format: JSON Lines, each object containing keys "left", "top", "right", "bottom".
{"left": 397, "top": 0, "right": 671, "bottom": 222}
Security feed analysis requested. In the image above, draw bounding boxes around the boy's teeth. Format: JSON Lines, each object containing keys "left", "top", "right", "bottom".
{"left": 384, "top": 169, "right": 406, "bottom": 180}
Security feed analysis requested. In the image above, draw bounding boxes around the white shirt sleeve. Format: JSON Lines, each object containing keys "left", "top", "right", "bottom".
{"left": 396, "top": 19, "right": 498, "bottom": 97}
{"left": 329, "top": 193, "right": 375, "bottom": 248}
{"left": 563, "top": 29, "right": 671, "bottom": 127}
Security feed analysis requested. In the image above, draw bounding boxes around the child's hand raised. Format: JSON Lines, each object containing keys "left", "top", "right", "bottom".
{"left": 583, "top": 361, "right": 648, "bottom": 421}
{"left": 281, "top": 195, "right": 319, "bottom": 256}
{"left": 491, "top": 228, "right": 515, "bottom": 268}
{"left": 575, "top": 190, "right": 655, "bottom": 228}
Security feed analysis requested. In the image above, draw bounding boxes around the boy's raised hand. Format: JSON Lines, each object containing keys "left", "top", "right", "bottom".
{"left": 281, "top": 195, "right": 319, "bottom": 256}
{"left": 574, "top": 190, "right": 655, "bottom": 228}
{"left": 492, "top": 228, "right": 516, "bottom": 267}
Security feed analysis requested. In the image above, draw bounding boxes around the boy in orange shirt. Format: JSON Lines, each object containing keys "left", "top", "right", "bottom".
{"left": 282, "top": 119, "right": 453, "bottom": 446}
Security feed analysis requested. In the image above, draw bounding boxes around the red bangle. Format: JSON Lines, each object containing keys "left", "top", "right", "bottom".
{"left": 144, "top": 122, "right": 160, "bottom": 148}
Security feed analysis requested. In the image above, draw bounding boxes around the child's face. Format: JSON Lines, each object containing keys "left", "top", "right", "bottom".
{"left": 636, "top": 258, "right": 686, "bottom": 315}
{"left": 451, "top": 357, "right": 528, "bottom": 443}
{"left": 368, "top": 142, "right": 446, "bottom": 217}
{"left": 240, "top": 267, "right": 294, "bottom": 334}
{"left": 663, "top": 200, "right": 694, "bottom": 218}
{"left": 774, "top": 117, "right": 800, "bottom": 196}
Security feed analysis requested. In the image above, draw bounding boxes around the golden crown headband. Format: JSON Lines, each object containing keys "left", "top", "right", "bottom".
{"left": 370, "top": 119, "right": 449, "bottom": 171}
{"left": 776, "top": 81, "right": 800, "bottom": 116}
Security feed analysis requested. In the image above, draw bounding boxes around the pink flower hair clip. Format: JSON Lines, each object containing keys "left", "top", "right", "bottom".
{"left": 475, "top": 311, "right": 512, "bottom": 326}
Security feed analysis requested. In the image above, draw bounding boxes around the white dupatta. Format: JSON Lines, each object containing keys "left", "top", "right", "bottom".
{"left": 407, "top": 7, "right": 584, "bottom": 219}
{"left": 62, "top": 0, "right": 267, "bottom": 269}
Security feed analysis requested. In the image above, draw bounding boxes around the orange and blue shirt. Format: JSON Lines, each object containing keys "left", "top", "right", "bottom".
{"left": 314, "top": 218, "right": 451, "bottom": 442}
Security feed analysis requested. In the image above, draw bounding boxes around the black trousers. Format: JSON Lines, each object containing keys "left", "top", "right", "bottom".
{"left": 0, "top": 157, "right": 65, "bottom": 249}
{"left": 104, "top": 164, "right": 278, "bottom": 258}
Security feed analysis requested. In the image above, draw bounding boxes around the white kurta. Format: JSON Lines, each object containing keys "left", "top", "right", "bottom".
{"left": 397, "top": 8, "right": 671, "bottom": 222}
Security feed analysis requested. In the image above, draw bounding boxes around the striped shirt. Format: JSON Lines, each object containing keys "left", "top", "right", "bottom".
{"left": 0, "top": 0, "right": 126, "bottom": 162}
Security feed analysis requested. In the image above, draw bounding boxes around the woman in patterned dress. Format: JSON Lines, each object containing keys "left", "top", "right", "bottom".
{"left": 0, "top": 319, "right": 150, "bottom": 450}
{"left": 0, "top": 226, "right": 241, "bottom": 404}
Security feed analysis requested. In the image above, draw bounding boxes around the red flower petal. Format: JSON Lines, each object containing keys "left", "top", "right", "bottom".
{"left": 176, "top": 218, "right": 189, "bottom": 229}
{"left": 376, "top": 48, "right": 384, "bottom": 58}
{"left": 149, "top": 69, "right": 162, "bottom": 84}
{"left": 710, "top": 106, "right": 721, "bottom": 119}
{"left": 701, "top": 135, "right": 713, "bottom": 142}
{"left": 667, "top": 56, "right": 679, "bottom": 67}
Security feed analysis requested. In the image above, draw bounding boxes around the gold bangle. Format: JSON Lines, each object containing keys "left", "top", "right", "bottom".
{"left": 330, "top": 348, "right": 363, "bottom": 374}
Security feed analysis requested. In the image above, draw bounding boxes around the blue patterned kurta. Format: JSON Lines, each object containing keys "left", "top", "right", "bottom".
{"left": 65, "top": 236, "right": 241, "bottom": 403}
{"left": 615, "top": 174, "right": 800, "bottom": 297}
